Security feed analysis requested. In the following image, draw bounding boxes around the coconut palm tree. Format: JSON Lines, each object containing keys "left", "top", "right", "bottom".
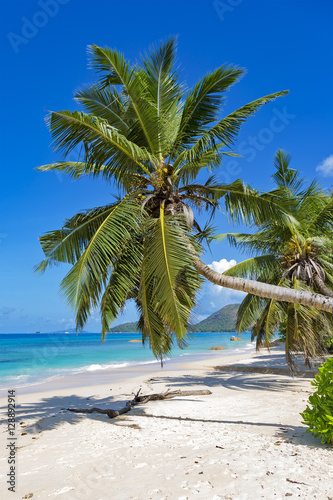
{"left": 36, "top": 39, "right": 333, "bottom": 361}
{"left": 222, "top": 151, "right": 333, "bottom": 368}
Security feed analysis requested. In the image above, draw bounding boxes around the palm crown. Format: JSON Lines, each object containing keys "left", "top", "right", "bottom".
{"left": 37, "top": 38, "right": 317, "bottom": 361}
{"left": 223, "top": 151, "right": 333, "bottom": 368}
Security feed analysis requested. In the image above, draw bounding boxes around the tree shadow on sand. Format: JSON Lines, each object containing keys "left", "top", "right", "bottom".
{"left": 1, "top": 392, "right": 136, "bottom": 434}
{"left": 146, "top": 369, "right": 312, "bottom": 393}
{"left": 5, "top": 391, "right": 324, "bottom": 450}
{"left": 1, "top": 370, "right": 325, "bottom": 449}
{"left": 140, "top": 410, "right": 324, "bottom": 448}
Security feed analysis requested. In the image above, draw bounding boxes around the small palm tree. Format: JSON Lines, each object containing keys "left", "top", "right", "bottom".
{"left": 222, "top": 151, "right": 333, "bottom": 368}
{"left": 37, "top": 39, "right": 333, "bottom": 361}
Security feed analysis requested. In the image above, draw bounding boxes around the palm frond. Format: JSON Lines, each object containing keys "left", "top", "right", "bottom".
{"left": 37, "top": 161, "right": 113, "bottom": 182}
{"left": 296, "top": 181, "right": 329, "bottom": 229}
{"left": 214, "top": 231, "right": 283, "bottom": 255}
{"left": 306, "top": 196, "right": 333, "bottom": 234}
{"left": 263, "top": 296, "right": 284, "bottom": 347}
{"left": 140, "top": 37, "right": 183, "bottom": 157}
{"left": 59, "top": 198, "right": 144, "bottom": 313}
{"left": 251, "top": 302, "right": 270, "bottom": 348}
{"left": 46, "top": 110, "right": 156, "bottom": 179}
{"left": 197, "top": 179, "right": 297, "bottom": 228}
{"left": 36, "top": 203, "right": 118, "bottom": 272}
{"left": 175, "top": 264, "right": 203, "bottom": 313}
{"left": 285, "top": 279, "right": 327, "bottom": 371}
{"left": 75, "top": 267, "right": 109, "bottom": 333}
{"left": 170, "top": 65, "right": 245, "bottom": 157}
{"left": 271, "top": 150, "right": 304, "bottom": 193}
{"left": 89, "top": 44, "right": 162, "bottom": 156}
{"left": 175, "top": 91, "right": 289, "bottom": 164}
{"left": 100, "top": 239, "right": 143, "bottom": 338}
{"left": 175, "top": 145, "right": 237, "bottom": 185}
{"left": 224, "top": 255, "right": 279, "bottom": 280}
{"left": 74, "top": 85, "right": 130, "bottom": 133}
{"left": 141, "top": 208, "right": 195, "bottom": 338}
{"left": 137, "top": 268, "right": 173, "bottom": 360}
{"left": 236, "top": 293, "right": 267, "bottom": 334}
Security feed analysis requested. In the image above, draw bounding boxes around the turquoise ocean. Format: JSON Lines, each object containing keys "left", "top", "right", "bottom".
{"left": 0, "top": 331, "right": 254, "bottom": 389}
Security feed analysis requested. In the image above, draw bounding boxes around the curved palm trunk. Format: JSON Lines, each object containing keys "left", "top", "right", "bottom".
{"left": 313, "top": 275, "right": 333, "bottom": 298}
{"left": 194, "top": 258, "right": 333, "bottom": 313}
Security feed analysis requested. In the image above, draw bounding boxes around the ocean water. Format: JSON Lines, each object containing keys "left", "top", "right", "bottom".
{"left": 0, "top": 331, "right": 254, "bottom": 388}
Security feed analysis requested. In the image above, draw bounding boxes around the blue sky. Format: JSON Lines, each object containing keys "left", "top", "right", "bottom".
{"left": 1, "top": 0, "right": 332, "bottom": 333}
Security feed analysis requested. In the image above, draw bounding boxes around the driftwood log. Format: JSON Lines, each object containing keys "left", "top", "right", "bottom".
{"left": 67, "top": 389, "right": 212, "bottom": 419}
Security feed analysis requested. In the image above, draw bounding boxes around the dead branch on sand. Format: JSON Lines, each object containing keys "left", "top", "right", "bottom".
{"left": 67, "top": 389, "right": 212, "bottom": 419}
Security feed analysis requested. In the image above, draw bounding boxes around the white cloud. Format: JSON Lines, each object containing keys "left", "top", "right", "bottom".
{"left": 208, "top": 258, "right": 237, "bottom": 296}
{"left": 205, "top": 258, "right": 246, "bottom": 311}
{"left": 58, "top": 318, "right": 75, "bottom": 328}
{"left": 208, "top": 258, "right": 237, "bottom": 275}
{"left": 316, "top": 154, "right": 333, "bottom": 177}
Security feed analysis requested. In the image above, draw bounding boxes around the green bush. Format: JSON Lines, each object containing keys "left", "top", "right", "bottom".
{"left": 301, "top": 358, "right": 333, "bottom": 444}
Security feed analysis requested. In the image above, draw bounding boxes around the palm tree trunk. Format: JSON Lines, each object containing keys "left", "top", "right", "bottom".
{"left": 313, "top": 275, "right": 333, "bottom": 298}
{"left": 194, "top": 258, "right": 333, "bottom": 313}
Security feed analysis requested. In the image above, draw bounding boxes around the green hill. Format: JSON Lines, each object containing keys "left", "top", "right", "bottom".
{"left": 108, "top": 322, "right": 140, "bottom": 333}
{"left": 109, "top": 304, "right": 240, "bottom": 333}
{"left": 193, "top": 303, "right": 240, "bottom": 332}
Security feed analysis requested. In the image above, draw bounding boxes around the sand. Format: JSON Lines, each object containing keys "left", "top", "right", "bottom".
{"left": 0, "top": 345, "right": 332, "bottom": 500}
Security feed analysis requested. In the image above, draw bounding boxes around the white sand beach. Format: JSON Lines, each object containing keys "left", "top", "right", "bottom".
{"left": 1, "top": 345, "right": 332, "bottom": 500}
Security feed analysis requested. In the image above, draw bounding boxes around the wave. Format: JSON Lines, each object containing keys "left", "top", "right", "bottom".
{"left": 0, "top": 374, "right": 29, "bottom": 382}
{"left": 0, "top": 357, "right": 168, "bottom": 389}
{"left": 84, "top": 362, "right": 130, "bottom": 371}
{"left": 77, "top": 358, "right": 166, "bottom": 373}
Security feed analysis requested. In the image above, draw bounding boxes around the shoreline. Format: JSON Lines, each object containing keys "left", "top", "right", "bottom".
{"left": 0, "top": 345, "right": 332, "bottom": 499}
{"left": 0, "top": 339, "right": 256, "bottom": 395}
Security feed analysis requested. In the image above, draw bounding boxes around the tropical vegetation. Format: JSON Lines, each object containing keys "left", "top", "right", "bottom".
{"left": 223, "top": 151, "right": 333, "bottom": 368}
{"left": 36, "top": 38, "right": 333, "bottom": 362}
{"left": 301, "top": 357, "right": 333, "bottom": 444}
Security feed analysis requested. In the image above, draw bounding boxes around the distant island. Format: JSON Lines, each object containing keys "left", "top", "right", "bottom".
{"left": 108, "top": 304, "right": 240, "bottom": 333}
{"left": 192, "top": 303, "right": 240, "bottom": 332}
{"left": 47, "top": 305, "right": 241, "bottom": 334}
{"left": 108, "top": 322, "right": 142, "bottom": 333}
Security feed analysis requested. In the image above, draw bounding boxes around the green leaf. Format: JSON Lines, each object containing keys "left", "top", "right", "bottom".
{"left": 36, "top": 203, "right": 118, "bottom": 271}
{"left": 60, "top": 198, "right": 144, "bottom": 313}
{"left": 100, "top": 238, "right": 143, "bottom": 338}
{"left": 176, "top": 91, "right": 289, "bottom": 162}
{"left": 171, "top": 65, "right": 245, "bottom": 157}
{"left": 141, "top": 207, "right": 193, "bottom": 337}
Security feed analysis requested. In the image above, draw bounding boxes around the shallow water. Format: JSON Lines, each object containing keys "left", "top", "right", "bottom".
{"left": 0, "top": 331, "right": 253, "bottom": 388}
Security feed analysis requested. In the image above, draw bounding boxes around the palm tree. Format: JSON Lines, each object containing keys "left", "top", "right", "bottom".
{"left": 36, "top": 39, "right": 333, "bottom": 361}
{"left": 222, "top": 151, "right": 333, "bottom": 368}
